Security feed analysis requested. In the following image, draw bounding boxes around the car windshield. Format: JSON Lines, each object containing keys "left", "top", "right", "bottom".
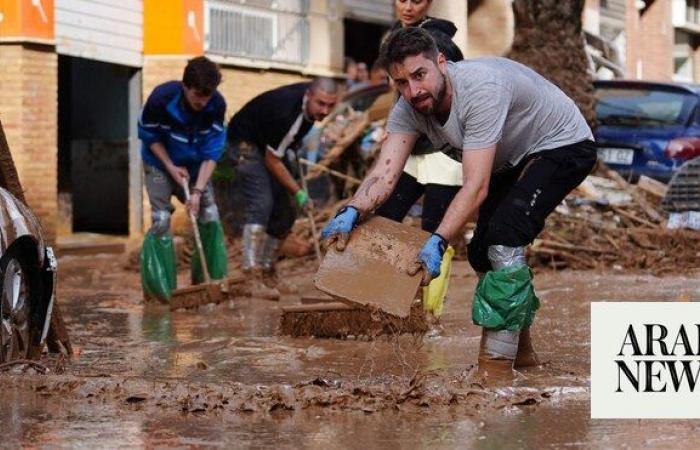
{"left": 596, "top": 86, "right": 697, "bottom": 127}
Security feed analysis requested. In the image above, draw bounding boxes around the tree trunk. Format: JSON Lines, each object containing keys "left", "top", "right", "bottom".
{"left": 507, "top": 0, "right": 597, "bottom": 126}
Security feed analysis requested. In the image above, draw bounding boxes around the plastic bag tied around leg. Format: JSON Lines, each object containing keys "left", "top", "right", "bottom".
{"left": 472, "top": 265, "right": 540, "bottom": 331}
{"left": 191, "top": 220, "right": 228, "bottom": 283}
{"left": 140, "top": 231, "right": 177, "bottom": 302}
{"left": 422, "top": 245, "right": 455, "bottom": 318}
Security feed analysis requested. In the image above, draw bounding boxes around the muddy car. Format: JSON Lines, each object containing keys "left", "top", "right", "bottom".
{"left": 0, "top": 188, "right": 56, "bottom": 363}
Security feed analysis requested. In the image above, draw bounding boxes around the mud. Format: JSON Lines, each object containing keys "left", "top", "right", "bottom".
{"left": 3, "top": 253, "right": 700, "bottom": 447}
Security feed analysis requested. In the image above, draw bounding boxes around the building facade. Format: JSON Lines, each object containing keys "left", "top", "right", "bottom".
{"left": 0, "top": 0, "right": 468, "bottom": 244}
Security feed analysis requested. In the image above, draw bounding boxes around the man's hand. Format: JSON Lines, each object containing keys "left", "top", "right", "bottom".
{"left": 168, "top": 165, "right": 189, "bottom": 186}
{"left": 294, "top": 190, "right": 313, "bottom": 211}
{"left": 408, "top": 233, "right": 448, "bottom": 285}
{"left": 187, "top": 188, "right": 202, "bottom": 216}
{"left": 320, "top": 206, "right": 360, "bottom": 251}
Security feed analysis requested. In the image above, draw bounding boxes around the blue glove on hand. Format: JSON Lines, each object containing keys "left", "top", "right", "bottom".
{"left": 410, "top": 233, "right": 448, "bottom": 285}
{"left": 321, "top": 206, "right": 360, "bottom": 251}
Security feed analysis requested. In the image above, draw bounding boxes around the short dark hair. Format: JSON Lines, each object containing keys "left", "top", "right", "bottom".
{"left": 182, "top": 56, "right": 222, "bottom": 95}
{"left": 309, "top": 77, "right": 339, "bottom": 95}
{"left": 378, "top": 27, "right": 439, "bottom": 70}
{"left": 344, "top": 57, "right": 357, "bottom": 72}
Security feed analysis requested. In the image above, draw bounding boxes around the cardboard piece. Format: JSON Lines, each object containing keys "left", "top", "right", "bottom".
{"left": 314, "top": 216, "right": 429, "bottom": 318}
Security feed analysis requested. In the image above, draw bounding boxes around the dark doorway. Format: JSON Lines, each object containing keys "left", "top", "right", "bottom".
{"left": 344, "top": 18, "right": 391, "bottom": 68}
{"left": 58, "top": 56, "right": 136, "bottom": 235}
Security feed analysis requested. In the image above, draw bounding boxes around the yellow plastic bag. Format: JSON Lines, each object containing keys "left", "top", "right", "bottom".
{"left": 422, "top": 245, "right": 455, "bottom": 318}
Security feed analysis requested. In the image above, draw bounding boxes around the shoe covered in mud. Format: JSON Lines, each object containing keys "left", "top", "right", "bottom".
{"left": 514, "top": 327, "right": 541, "bottom": 369}
{"left": 249, "top": 278, "right": 281, "bottom": 300}
{"left": 251, "top": 282, "right": 281, "bottom": 300}
{"left": 262, "top": 268, "right": 298, "bottom": 295}
{"left": 475, "top": 329, "right": 517, "bottom": 383}
{"left": 240, "top": 269, "right": 280, "bottom": 300}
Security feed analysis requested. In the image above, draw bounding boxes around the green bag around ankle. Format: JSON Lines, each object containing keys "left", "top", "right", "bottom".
{"left": 140, "top": 231, "right": 177, "bottom": 302}
{"left": 472, "top": 266, "right": 540, "bottom": 331}
{"left": 191, "top": 220, "right": 228, "bottom": 284}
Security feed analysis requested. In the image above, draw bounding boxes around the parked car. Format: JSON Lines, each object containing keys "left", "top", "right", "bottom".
{"left": 594, "top": 79, "right": 700, "bottom": 182}
{"left": 0, "top": 125, "right": 57, "bottom": 363}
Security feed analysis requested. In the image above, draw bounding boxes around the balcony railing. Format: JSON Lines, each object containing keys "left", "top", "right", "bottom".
{"left": 204, "top": 0, "right": 310, "bottom": 66}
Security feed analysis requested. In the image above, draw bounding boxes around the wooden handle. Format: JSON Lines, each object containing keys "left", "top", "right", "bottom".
{"left": 299, "top": 163, "right": 322, "bottom": 263}
{"left": 184, "top": 183, "right": 211, "bottom": 282}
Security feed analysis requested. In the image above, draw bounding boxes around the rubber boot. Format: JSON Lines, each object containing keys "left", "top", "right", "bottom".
{"left": 241, "top": 224, "right": 281, "bottom": 300}
{"left": 260, "top": 234, "right": 297, "bottom": 294}
{"left": 476, "top": 329, "right": 519, "bottom": 383}
{"left": 249, "top": 269, "right": 281, "bottom": 300}
{"left": 514, "top": 327, "right": 540, "bottom": 368}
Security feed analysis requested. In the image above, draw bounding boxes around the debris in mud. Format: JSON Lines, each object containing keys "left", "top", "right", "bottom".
{"left": 0, "top": 360, "right": 50, "bottom": 375}
{"left": 280, "top": 302, "right": 428, "bottom": 338}
{"left": 0, "top": 372, "right": 564, "bottom": 416}
{"left": 529, "top": 166, "right": 700, "bottom": 274}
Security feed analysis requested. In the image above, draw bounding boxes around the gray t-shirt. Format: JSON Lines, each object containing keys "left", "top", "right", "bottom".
{"left": 387, "top": 58, "right": 593, "bottom": 172}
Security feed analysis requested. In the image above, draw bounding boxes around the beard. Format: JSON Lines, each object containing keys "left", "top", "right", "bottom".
{"left": 409, "top": 73, "right": 446, "bottom": 116}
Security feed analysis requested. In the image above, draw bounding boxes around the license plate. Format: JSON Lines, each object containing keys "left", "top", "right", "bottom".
{"left": 598, "top": 147, "right": 634, "bottom": 165}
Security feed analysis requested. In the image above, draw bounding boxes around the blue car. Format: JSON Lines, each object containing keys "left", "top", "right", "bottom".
{"left": 594, "top": 80, "right": 700, "bottom": 182}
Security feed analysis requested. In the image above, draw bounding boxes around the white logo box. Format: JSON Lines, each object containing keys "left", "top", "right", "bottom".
{"left": 591, "top": 302, "right": 700, "bottom": 419}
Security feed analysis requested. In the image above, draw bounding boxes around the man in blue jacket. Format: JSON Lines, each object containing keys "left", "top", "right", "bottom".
{"left": 138, "top": 56, "right": 228, "bottom": 302}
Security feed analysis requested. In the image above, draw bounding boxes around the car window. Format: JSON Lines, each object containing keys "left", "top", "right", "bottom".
{"left": 596, "top": 87, "right": 697, "bottom": 127}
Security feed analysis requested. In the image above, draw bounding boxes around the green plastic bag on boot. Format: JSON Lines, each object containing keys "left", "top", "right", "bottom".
{"left": 191, "top": 220, "right": 228, "bottom": 284}
{"left": 472, "top": 266, "right": 540, "bottom": 331}
{"left": 140, "top": 232, "right": 177, "bottom": 302}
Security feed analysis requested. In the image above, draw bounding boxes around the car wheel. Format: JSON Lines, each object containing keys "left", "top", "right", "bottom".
{"left": 0, "top": 247, "right": 38, "bottom": 363}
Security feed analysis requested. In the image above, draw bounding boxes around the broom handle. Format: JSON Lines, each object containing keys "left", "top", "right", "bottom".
{"left": 184, "top": 183, "right": 211, "bottom": 283}
{"left": 299, "top": 163, "right": 322, "bottom": 263}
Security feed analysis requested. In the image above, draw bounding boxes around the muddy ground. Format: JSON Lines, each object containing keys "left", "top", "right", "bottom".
{"left": 2, "top": 253, "right": 700, "bottom": 448}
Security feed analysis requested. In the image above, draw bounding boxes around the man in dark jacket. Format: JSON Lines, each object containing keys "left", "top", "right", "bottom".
{"left": 138, "top": 56, "right": 228, "bottom": 302}
{"left": 228, "top": 78, "right": 338, "bottom": 298}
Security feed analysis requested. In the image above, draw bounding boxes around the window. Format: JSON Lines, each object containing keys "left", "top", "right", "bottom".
{"left": 205, "top": 0, "right": 310, "bottom": 65}
{"left": 596, "top": 87, "right": 698, "bottom": 126}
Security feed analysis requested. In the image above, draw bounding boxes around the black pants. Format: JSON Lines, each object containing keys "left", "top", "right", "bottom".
{"left": 467, "top": 140, "right": 598, "bottom": 273}
{"left": 233, "top": 141, "right": 297, "bottom": 239}
{"left": 376, "top": 172, "right": 461, "bottom": 233}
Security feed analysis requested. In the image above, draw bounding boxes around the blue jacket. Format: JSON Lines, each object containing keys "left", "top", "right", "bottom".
{"left": 138, "top": 81, "right": 226, "bottom": 177}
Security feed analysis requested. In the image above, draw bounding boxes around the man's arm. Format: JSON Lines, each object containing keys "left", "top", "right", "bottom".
{"left": 347, "top": 132, "right": 417, "bottom": 214}
{"left": 435, "top": 145, "right": 496, "bottom": 241}
{"left": 264, "top": 148, "right": 301, "bottom": 195}
{"left": 150, "top": 142, "right": 189, "bottom": 185}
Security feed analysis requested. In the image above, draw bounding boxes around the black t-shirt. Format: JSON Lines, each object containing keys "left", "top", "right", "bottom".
{"left": 227, "top": 82, "right": 314, "bottom": 158}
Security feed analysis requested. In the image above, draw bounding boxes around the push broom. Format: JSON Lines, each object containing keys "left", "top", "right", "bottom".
{"left": 170, "top": 183, "right": 226, "bottom": 310}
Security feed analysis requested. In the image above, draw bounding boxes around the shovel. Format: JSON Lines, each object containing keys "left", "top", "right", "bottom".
{"left": 170, "top": 183, "right": 226, "bottom": 310}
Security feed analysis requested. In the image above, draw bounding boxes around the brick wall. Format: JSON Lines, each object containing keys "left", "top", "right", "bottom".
{"left": 141, "top": 57, "right": 307, "bottom": 234}
{"left": 0, "top": 44, "right": 58, "bottom": 243}
{"left": 626, "top": 0, "right": 674, "bottom": 80}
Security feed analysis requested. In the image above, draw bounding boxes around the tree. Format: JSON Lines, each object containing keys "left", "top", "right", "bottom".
{"left": 507, "top": 0, "right": 597, "bottom": 125}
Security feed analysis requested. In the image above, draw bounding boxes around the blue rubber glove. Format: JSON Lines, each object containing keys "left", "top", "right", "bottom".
{"left": 321, "top": 206, "right": 360, "bottom": 251}
{"left": 410, "top": 233, "right": 448, "bottom": 285}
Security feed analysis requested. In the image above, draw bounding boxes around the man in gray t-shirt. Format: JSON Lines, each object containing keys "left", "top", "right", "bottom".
{"left": 321, "top": 27, "right": 597, "bottom": 381}
{"left": 388, "top": 58, "right": 593, "bottom": 172}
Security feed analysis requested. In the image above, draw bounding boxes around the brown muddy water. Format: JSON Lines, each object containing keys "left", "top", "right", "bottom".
{"left": 2, "top": 254, "right": 700, "bottom": 448}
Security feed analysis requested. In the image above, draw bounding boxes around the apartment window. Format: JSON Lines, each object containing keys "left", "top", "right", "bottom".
{"left": 674, "top": 31, "right": 696, "bottom": 82}
{"left": 687, "top": 0, "right": 700, "bottom": 25}
{"left": 205, "top": 0, "right": 310, "bottom": 65}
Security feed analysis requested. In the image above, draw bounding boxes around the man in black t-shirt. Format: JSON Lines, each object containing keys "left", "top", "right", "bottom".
{"left": 227, "top": 78, "right": 338, "bottom": 298}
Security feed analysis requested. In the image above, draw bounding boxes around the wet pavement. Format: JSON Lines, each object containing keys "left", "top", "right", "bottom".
{"left": 2, "top": 253, "right": 700, "bottom": 448}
